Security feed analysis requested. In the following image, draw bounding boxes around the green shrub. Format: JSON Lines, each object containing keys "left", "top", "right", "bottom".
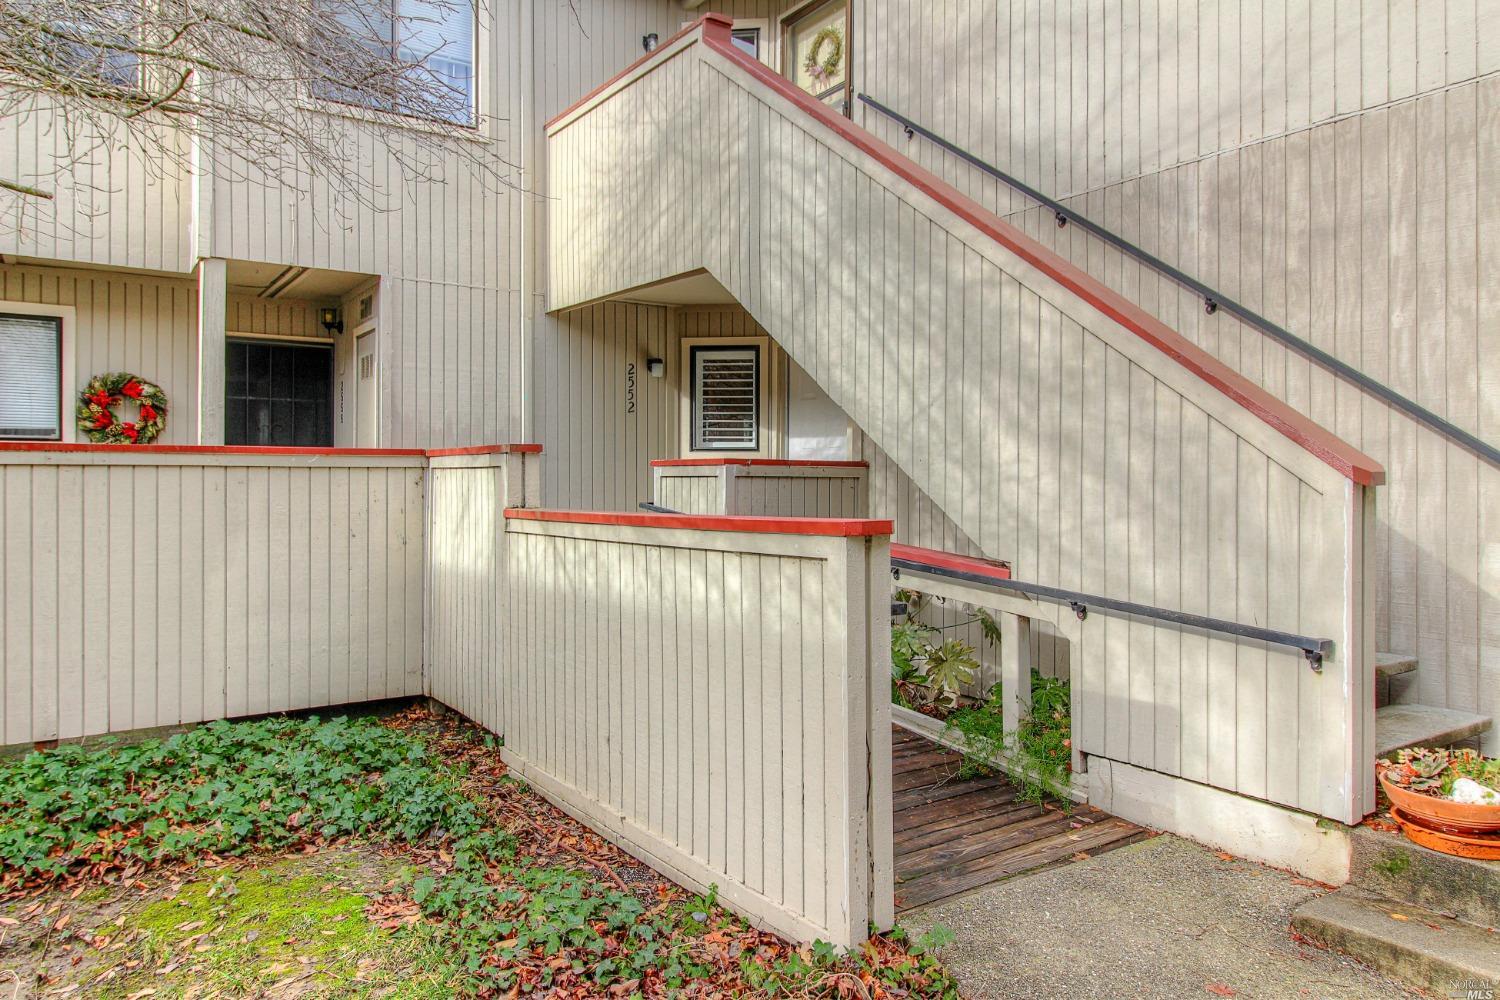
{"left": 945, "top": 670, "right": 1073, "bottom": 807}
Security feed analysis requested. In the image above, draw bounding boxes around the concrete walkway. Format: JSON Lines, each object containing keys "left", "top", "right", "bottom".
{"left": 904, "top": 836, "right": 1421, "bottom": 999}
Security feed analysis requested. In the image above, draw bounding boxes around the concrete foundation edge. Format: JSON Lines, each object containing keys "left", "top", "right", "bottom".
{"left": 1086, "top": 756, "right": 1352, "bottom": 885}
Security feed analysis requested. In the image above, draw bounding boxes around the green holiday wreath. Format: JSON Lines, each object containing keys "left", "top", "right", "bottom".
{"left": 803, "top": 25, "right": 843, "bottom": 86}
{"left": 76, "top": 372, "right": 168, "bottom": 444}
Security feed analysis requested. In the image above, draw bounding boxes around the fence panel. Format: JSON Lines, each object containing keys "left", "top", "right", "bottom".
{"left": 0, "top": 445, "right": 426, "bottom": 746}
{"left": 424, "top": 447, "right": 538, "bottom": 735}
{"left": 499, "top": 509, "right": 893, "bottom": 947}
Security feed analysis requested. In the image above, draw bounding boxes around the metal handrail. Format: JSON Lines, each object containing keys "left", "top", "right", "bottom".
{"left": 891, "top": 550, "right": 1334, "bottom": 672}
{"left": 858, "top": 92, "right": 1500, "bottom": 471}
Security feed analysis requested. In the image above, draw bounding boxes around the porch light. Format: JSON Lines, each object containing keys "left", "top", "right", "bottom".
{"left": 320, "top": 307, "right": 343, "bottom": 334}
{"left": 645, "top": 357, "right": 665, "bottom": 378}
{"left": 642, "top": 33, "right": 659, "bottom": 52}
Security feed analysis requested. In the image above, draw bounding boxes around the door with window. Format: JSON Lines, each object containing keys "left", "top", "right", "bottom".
{"left": 225, "top": 339, "right": 334, "bottom": 447}
{"left": 784, "top": 0, "right": 848, "bottom": 112}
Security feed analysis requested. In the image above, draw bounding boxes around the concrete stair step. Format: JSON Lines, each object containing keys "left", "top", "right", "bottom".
{"left": 1375, "top": 704, "right": 1492, "bottom": 757}
{"left": 1292, "top": 886, "right": 1500, "bottom": 994}
{"left": 1349, "top": 825, "right": 1500, "bottom": 929}
{"left": 1375, "top": 652, "right": 1418, "bottom": 679}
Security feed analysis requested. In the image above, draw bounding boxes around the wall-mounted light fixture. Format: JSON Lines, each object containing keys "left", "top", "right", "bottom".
{"left": 320, "top": 307, "right": 344, "bottom": 335}
{"left": 642, "top": 32, "right": 659, "bottom": 52}
{"left": 645, "top": 357, "right": 665, "bottom": 378}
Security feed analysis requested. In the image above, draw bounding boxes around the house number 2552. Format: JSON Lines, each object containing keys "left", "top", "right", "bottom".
{"left": 625, "top": 363, "right": 637, "bottom": 414}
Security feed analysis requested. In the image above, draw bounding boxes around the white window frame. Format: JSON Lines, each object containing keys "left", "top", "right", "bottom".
{"left": 0, "top": 301, "right": 77, "bottom": 443}
{"left": 680, "top": 336, "right": 770, "bottom": 457}
{"left": 684, "top": 16, "right": 775, "bottom": 69}
{"left": 312, "top": 0, "right": 484, "bottom": 130}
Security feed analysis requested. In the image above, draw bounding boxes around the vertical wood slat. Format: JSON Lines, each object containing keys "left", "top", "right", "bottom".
{"left": 499, "top": 516, "right": 892, "bottom": 949}
{"left": 0, "top": 450, "right": 426, "bottom": 747}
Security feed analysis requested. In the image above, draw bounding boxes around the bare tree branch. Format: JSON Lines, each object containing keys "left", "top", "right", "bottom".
{"left": 0, "top": 0, "right": 519, "bottom": 237}
{"left": 1, "top": 177, "right": 54, "bottom": 198}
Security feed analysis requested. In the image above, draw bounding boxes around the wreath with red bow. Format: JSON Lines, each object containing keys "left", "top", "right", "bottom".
{"left": 76, "top": 372, "right": 168, "bottom": 444}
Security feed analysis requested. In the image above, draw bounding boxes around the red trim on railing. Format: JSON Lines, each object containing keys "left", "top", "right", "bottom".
{"left": 0, "top": 442, "right": 426, "bottom": 457}
{"left": 640, "top": 16, "right": 1376, "bottom": 488}
{"left": 651, "top": 458, "right": 867, "bottom": 468}
{"left": 505, "top": 507, "right": 893, "bottom": 538}
{"left": 545, "top": 15, "right": 716, "bottom": 129}
{"left": 891, "top": 542, "right": 1012, "bottom": 582}
{"left": 426, "top": 444, "right": 543, "bottom": 457}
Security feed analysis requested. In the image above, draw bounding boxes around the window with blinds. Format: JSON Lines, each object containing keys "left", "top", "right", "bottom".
{"left": 691, "top": 345, "right": 760, "bottom": 451}
{"left": 0, "top": 314, "right": 63, "bottom": 440}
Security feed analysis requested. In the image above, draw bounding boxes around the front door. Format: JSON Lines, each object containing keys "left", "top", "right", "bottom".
{"left": 225, "top": 338, "right": 334, "bottom": 447}
{"left": 784, "top": 0, "right": 849, "bottom": 112}
{"left": 355, "top": 331, "right": 378, "bottom": 448}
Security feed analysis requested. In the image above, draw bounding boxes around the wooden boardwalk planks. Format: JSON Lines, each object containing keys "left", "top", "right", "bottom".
{"left": 891, "top": 727, "right": 1149, "bottom": 912}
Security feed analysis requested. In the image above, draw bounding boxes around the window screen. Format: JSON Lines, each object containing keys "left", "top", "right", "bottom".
{"left": 691, "top": 344, "right": 760, "bottom": 451}
{"left": 225, "top": 340, "right": 334, "bottom": 447}
{"left": 0, "top": 313, "right": 62, "bottom": 440}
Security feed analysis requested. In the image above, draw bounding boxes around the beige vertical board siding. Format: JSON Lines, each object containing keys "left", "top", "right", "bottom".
{"left": 0, "top": 106, "right": 191, "bottom": 271}
{"left": 652, "top": 463, "right": 869, "bottom": 517}
{"left": 844, "top": 1, "right": 1500, "bottom": 747}
{"left": 0, "top": 449, "right": 425, "bottom": 747}
{"left": 728, "top": 466, "right": 868, "bottom": 517}
{"left": 545, "top": 32, "right": 1377, "bottom": 821}
{"left": 225, "top": 295, "right": 338, "bottom": 339}
{"left": 500, "top": 515, "right": 891, "bottom": 947}
{"left": 654, "top": 472, "right": 723, "bottom": 514}
{"left": 0, "top": 264, "right": 199, "bottom": 443}
{"left": 537, "top": 304, "right": 792, "bottom": 511}
{"left": 423, "top": 451, "right": 536, "bottom": 735}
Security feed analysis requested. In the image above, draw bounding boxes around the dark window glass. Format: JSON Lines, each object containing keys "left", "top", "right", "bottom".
{"left": 225, "top": 340, "right": 333, "bottom": 447}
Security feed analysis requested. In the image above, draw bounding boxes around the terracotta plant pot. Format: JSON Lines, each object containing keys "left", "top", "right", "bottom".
{"left": 1378, "top": 768, "right": 1500, "bottom": 835}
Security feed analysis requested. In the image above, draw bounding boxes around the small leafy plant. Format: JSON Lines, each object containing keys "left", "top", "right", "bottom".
{"left": 1380, "top": 746, "right": 1500, "bottom": 799}
{"left": 946, "top": 670, "right": 1074, "bottom": 807}
{"left": 890, "top": 588, "right": 989, "bottom": 711}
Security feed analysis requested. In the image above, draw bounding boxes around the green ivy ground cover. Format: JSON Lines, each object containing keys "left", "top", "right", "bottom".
{"left": 0, "top": 711, "right": 960, "bottom": 997}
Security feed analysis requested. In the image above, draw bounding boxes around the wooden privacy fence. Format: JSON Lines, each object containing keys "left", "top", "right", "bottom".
{"left": 0, "top": 444, "right": 428, "bottom": 746}
{"left": 497, "top": 508, "right": 895, "bottom": 948}
{"left": 651, "top": 459, "right": 868, "bottom": 518}
{"left": 423, "top": 445, "right": 539, "bottom": 734}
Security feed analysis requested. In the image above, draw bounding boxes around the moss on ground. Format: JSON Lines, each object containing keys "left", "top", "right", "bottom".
{"left": 84, "top": 852, "right": 452, "bottom": 998}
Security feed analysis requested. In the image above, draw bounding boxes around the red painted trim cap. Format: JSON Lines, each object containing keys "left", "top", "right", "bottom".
{"left": 696, "top": 31, "right": 1385, "bottom": 487}
{"left": 651, "top": 458, "right": 867, "bottom": 468}
{"left": 891, "top": 542, "right": 1012, "bottom": 582}
{"left": 426, "top": 444, "right": 543, "bottom": 457}
{"left": 505, "top": 507, "right": 893, "bottom": 537}
{"left": 0, "top": 442, "right": 426, "bottom": 457}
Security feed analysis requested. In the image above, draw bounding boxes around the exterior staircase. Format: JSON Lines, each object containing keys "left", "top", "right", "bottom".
{"left": 1374, "top": 650, "right": 1492, "bottom": 758}
{"left": 1292, "top": 826, "right": 1500, "bottom": 993}
{"left": 1294, "top": 653, "right": 1496, "bottom": 993}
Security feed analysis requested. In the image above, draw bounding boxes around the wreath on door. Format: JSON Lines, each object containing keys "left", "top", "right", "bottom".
{"left": 803, "top": 25, "right": 843, "bottom": 86}
{"left": 76, "top": 373, "right": 169, "bottom": 444}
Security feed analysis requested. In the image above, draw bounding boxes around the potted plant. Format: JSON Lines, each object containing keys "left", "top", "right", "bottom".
{"left": 1377, "top": 747, "right": 1500, "bottom": 835}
